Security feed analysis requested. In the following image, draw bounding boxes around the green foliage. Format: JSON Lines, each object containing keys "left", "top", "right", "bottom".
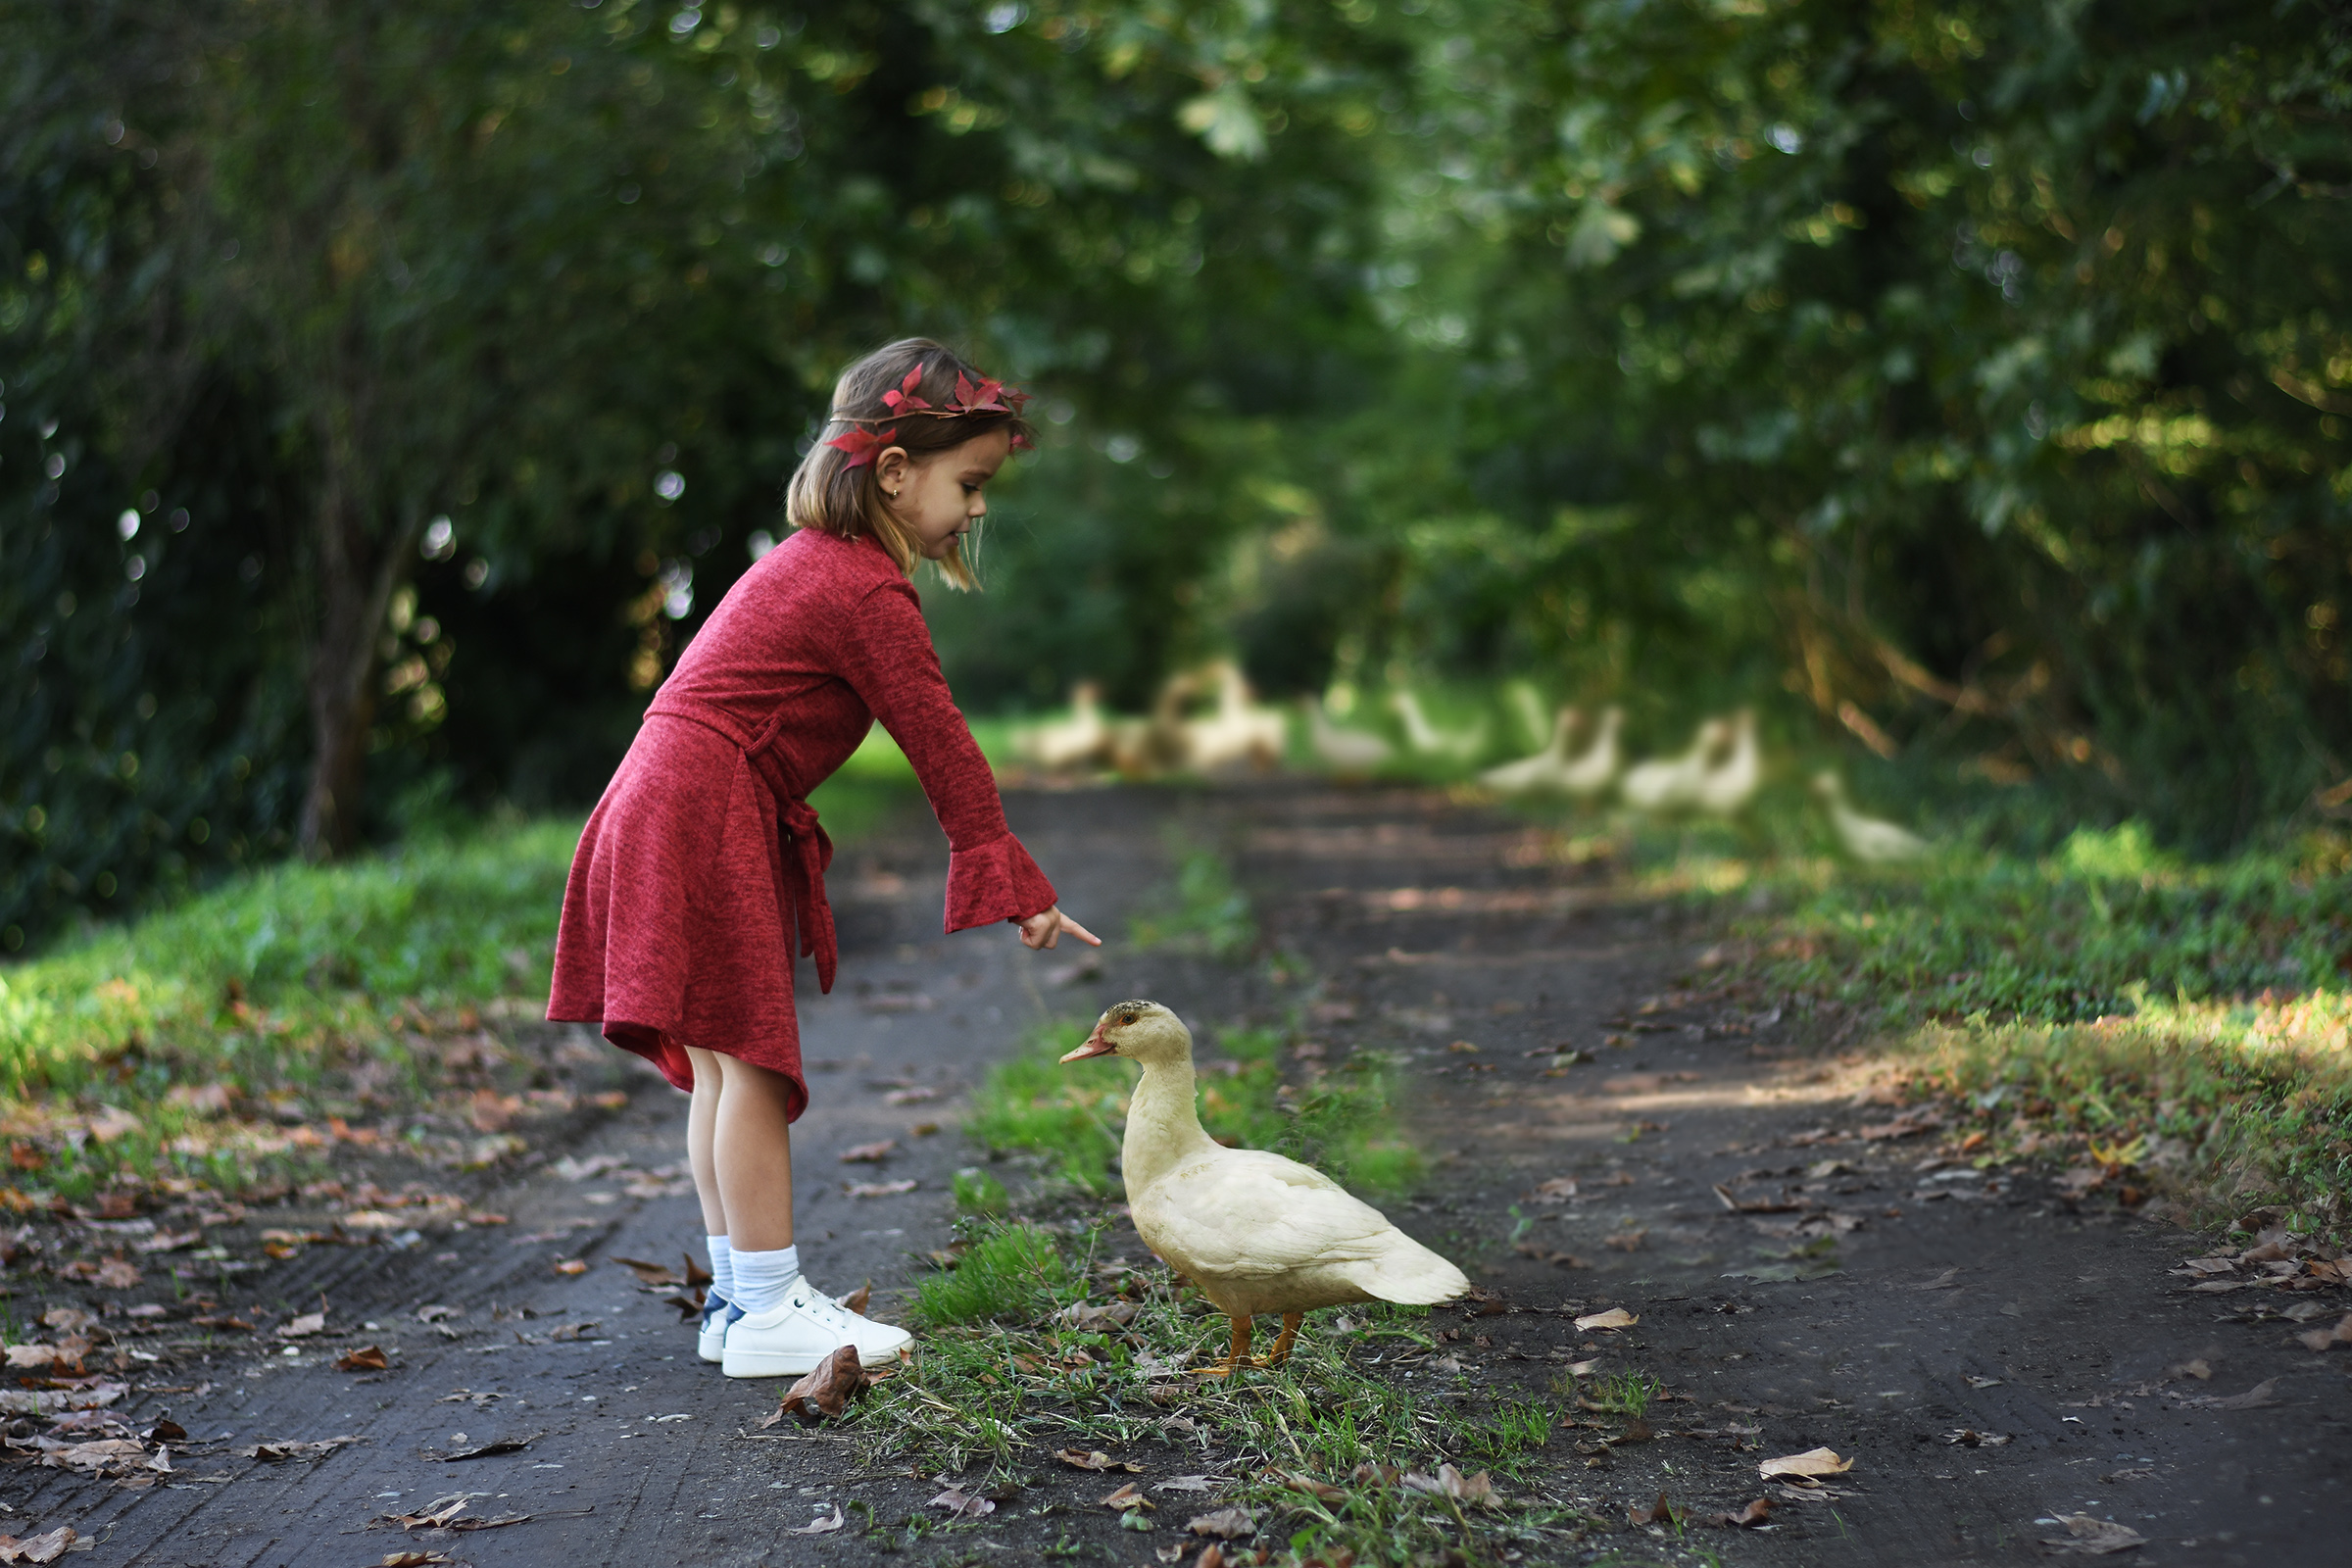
{"left": 912, "top": 1221, "right": 1076, "bottom": 1328}
{"left": 965, "top": 1020, "right": 1126, "bottom": 1196}
{"left": 1127, "top": 846, "right": 1257, "bottom": 960}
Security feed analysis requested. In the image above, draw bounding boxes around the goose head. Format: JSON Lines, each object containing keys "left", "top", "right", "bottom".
{"left": 1060, "top": 1000, "right": 1194, "bottom": 1068}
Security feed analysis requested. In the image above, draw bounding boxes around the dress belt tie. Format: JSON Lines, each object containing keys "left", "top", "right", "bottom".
{"left": 644, "top": 702, "right": 838, "bottom": 994}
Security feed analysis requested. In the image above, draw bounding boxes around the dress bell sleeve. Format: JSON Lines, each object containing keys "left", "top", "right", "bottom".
{"left": 835, "top": 577, "right": 1058, "bottom": 932}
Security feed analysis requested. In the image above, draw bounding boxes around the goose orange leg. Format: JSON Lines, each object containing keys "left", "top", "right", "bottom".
{"left": 1190, "top": 1315, "right": 1252, "bottom": 1378}
{"left": 1254, "top": 1311, "right": 1304, "bottom": 1369}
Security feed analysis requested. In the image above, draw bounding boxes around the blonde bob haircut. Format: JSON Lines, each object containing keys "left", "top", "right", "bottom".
{"left": 784, "top": 338, "right": 1035, "bottom": 590}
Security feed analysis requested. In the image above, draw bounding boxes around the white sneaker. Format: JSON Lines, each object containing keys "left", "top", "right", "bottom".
{"left": 696, "top": 1295, "right": 742, "bottom": 1363}
{"left": 719, "top": 1281, "right": 912, "bottom": 1379}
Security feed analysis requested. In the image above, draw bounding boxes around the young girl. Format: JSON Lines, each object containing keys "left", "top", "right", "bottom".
{"left": 548, "top": 339, "right": 1100, "bottom": 1379}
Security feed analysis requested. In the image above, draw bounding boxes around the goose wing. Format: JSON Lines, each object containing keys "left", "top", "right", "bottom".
{"left": 1135, "top": 1150, "right": 1402, "bottom": 1280}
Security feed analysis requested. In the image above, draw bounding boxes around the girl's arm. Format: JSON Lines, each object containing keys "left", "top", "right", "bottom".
{"left": 836, "top": 579, "right": 1091, "bottom": 941}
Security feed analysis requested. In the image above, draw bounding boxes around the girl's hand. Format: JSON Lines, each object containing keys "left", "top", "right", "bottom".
{"left": 1019, "top": 906, "right": 1102, "bottom": 951}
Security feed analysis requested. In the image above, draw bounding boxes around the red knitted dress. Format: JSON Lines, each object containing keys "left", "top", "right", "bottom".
{"left": 547, "top": 527, "right": 1056, "bottom": 1120}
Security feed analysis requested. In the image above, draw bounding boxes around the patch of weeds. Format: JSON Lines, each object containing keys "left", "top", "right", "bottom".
{"left": 964, "top": 1021, "right": 1124, "bottom": 1196}
{"left": 1578, "top": 1371, "right": 1660, "bottom": 1419}
{"left": 1129, "top": 844, "right": 1255, "bottom": 960}
{"left": 857, "top": 1250, "right": 1601, "bottom": 1566}
{"left": 913, "top": 1221, "right": 1077, "bottom": 1327}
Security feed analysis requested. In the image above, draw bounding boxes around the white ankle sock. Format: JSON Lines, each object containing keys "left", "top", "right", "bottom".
{"left": 706, "top": 1235, "right": 736, "bottom": 1304}
{"left": 732, "top": 1245, "right": 802, "bottom": 1316}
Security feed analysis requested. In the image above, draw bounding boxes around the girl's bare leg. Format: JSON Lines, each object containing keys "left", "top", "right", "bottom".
{"left": 683, "top": 1046, "right": 728, "bottom": 1238}
{"left": 711, "top": 1055, "right": 797, "bottom": 1252}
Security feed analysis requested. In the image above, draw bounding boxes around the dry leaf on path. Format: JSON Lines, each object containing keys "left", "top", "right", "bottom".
{"left": 772, "top": 1346, "right": 870, "bottom": 1425}
{"left": 1154, "top": 1475, "right": 1229, "bottom": 1494}
{"left": 790, "top": 1503, "right": 846, "bottom": 1535}
{"left": 241, "top": 1435, "right": 365, "bottom": 1461}
{"left": 2296, "top": 1313, "right": 2352, "bottom": 1352}
{"left": 425, "top": 1430, "right": 544, "bottom": 1461}
{"left": 1055, "top": 1449, "right": 1142, "bottom": 1473}
{"left": 0, "top": 1527, "right": 80, "bottom": 1564}
{"left": 610, "top": 1256, "right": 684, "bottom": 1288}
{"left": 1574, "top": 1308, "right": 1639, "bottom": 1331}
{"left": 1759, "top": 1446, "right": 1854, "bottom": 1480}
{"left": 378, "top": 1554, "right": 453, "bottom": 1568}
{"left": 1723, "top": 1497, "right": 1775, "bottom": 1528}
{"left": 1940, "top": 1429, "right": 2010, "bottom": 1446}
{"left": 844, "top": 1180, "right": 917, "bottom": 1198}
{"left": 336, "top": 1346, "right": 390, "bottom": 1372}
{"left": 1186, "top": 1506, "right": 1254, "bottom": 1538}
{"left": 2189, "top": 1378, "right": 2281, "bottom": 1410}
{"left": 1627, "top": 1492, "right": 1673, "bottom": 1527}
{"left": 1101, "top": 1483, "right": 1153, "bottom": 1512}
{"left": 1274, "top": 1470, "right": 1347, "bottom": 1503}
{"left": 840, "top": 1140, "right": 897, "bottom": 1163}
{"left": 2038, "top": 1515, "right": 2147, "bottom": 1554}
{"left": 274, "top": 1311, "right": 325, "bottom": 1339}
{"left": 552, "top": 1258, "right": 588, "bottom": 1275}
{"left": 927, "top": 1483, "right": 995, "bottom": 1520}
{"left": 840, "top": 1283, "right": 871, "bottom": 1315}
{"left": 2167, "top": 1358, "right": 2212, "bottom": 1380}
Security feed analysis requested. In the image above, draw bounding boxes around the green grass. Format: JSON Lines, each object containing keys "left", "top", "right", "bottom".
{"left": 854, "top": 1223, "right": 1598, "bottom": 1564}
{"left": 1677, "top": 819, "right": 2352, "bottom": 1232}
{"left": 1128, "top": 844, "right": 1256, "bottom": 961}
{"left": 0, "top": 771, "right": 920, "bottom": 1195}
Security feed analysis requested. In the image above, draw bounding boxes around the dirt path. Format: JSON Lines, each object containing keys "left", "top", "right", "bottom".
{"left": 6, "top": 782, "right": 2347, "bottom": 1566}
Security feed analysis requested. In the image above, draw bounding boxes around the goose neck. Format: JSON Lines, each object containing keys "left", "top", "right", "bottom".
{"left": 1122, "top": 1055, "right": 1217, "bottom": 1192}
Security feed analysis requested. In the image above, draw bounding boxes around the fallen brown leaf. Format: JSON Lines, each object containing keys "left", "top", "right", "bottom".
{"left": 1574, "top": 1307, "right": 1639, "bottom": 1331}
{"left": 773, "top": 1345, "right": 870, "bottom": 1425}
{"left": 1603, "top": 1230, "right": 1647, "bottom": 1252}
{"left": 2038, "top": 1514, "right": 2147, "bottom": 1555}
{"left": 790, "top": 1503, "right": 846, "bottom": 1535}
{"left": 2296, "top": 1313, "right": 2352, "bottom": 1352}
{"left": 427, "top": 1431, "right": 544, "bottom": 1461}
{"left": 2198, "top": 1378, "right": 2281, "bottom": 1409}
{"left": 0, "top": 1527, "right": 79, "bottom": 1564}
{"left": 610, "top": 1256, "right": 685, "bottom": 1288}
{"left": 1186, "top": 1505, "right": 1253, "bottom": 1538}
{"left": 844, "top": 1179, "right": 917, "bottom": 1198}
{"left": 1727, "top": 1496, "right": 1775, "bottom": 1528}
{"left": 1939, "top": 1429, "right": 2010, "bottom": 1446}
{"left": 1102, "top": 1483, "right": 1153, "bottom": 1512}
{"left": 927, "top": 1483, "right": 994, "bottom": 1520}
{"left": 552, "top": 1258, "right": 588, "bottom": 1276}
{"left": 274, "top": 1311, "right": 326, "bottom": 1339}
{"left": 840, "top": 1282, "right": 871, "bottom": 1314}
{"left": 840, "top": 1140, "right": 897, "bottom": 1163}
{"left": 336, "top": 1345, "right": 390, "bottom": 1372}
{"left": 241, "top": 1435, "right": 365, "bottom": 1461}
{"left": 1628, "top": 1491, "right": 1673, "bottom": 1527}
{"left": 1274, "top": 1469, "right": 1348, "bottom": 1503}
{"left": 1055, "top": 1448, "right": 1143, "bottom": 1473}
{"left": 1759, "top": 1446, "right": 1854, "bottom": 1480}
{"left": 378, "top": 1553, "right": 453, "bottom": 1568}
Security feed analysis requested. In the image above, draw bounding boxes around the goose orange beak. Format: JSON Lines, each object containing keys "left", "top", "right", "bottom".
{"left": 1059, "top": 1024, "right": 1117, "bottom": 1063}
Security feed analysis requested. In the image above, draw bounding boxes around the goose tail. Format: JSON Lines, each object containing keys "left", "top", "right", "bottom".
{"left": 1341, "top": 1233, "right": 1471, "bottom": 1306}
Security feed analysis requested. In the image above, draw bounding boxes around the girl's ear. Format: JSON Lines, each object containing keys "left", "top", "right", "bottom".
{"left": 873, "top": 446, "right": 912, "bottom": 501}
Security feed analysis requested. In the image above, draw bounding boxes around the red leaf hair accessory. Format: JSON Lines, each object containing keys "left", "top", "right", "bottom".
{"left": 880, "top": 367, "right": 932, "bottom": 415}
{"left": 824, "top": 425, "right": 899, "bottom": 470}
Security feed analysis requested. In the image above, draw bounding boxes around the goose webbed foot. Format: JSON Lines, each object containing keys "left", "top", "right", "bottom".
{"left": 1250, "top": 1311, "right": 1304, "bottom": 1369}
{"left": 1187, "top": 1315, "right": 1252, "bottom": 1377}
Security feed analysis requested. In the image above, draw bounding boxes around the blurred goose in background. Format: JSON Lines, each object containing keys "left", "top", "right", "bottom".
{"left": 1504, "top": 680, "right": 1551, "bottom": 754}
{"left": 1183, "top": 662, "right": 1288, "bottom": 772}
{"left": 1304, "top": 697, "right": 1394, "bottom": 774}
{"left": 1558, "top": 705, "right": 1623, "bottom": 798}
{"left": 1062, "top": 1001, "right": 1468, "bottom": 1375}
{"left": 1388, "top": 691, "right": 1488, "bottom": 765}
{"left": 1015, "top": 680, "right": 1110, "bottom": 771}
{"left": 1693, "top": 709, "right": 1761, "bottom": 815}
{"left": 1813, "top": 772, "right": 1930, "bottom": 862}
{"left": 1620, "top": 717, "right": 1730, "bottom": 812}
{"left": 1480, "top": 706, "right": 1582, "bottom": 794}
{"left": 1108, "top": 669, "right": 1197, "bottom": 778}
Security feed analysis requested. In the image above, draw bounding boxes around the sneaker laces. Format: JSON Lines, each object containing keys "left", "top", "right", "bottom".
{"left": 788, "top": 1285, "right": 856, "bottom": 1333}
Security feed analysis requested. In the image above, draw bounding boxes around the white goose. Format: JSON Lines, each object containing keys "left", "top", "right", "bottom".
{"left": 1813, "top": 772, "right": 1930, "bottom": 862}
{"left": 1061, "top": 1002, "right": 1468, "bottom": 1374}
{"left": 1620, "top": 717, "right": 1730, "bottom": 812}
{"left": 1387, "top": 691, "right": 1488, "bottom": 765}
{"left": 1304, "top": 697, "right": 1394, "bottom": 774}
{"left": 1016, "top": 681, "right": 1110, "bottom": 771}
{"left": 1559, "top": 705, "right": 1624, "bottom": 798}
{"left": 1504, "top": 681, "right": 1551, "bottom": 754}
{"left": 1480, "top": 707, "right": 1583, "bottom": 794}
{"left": 1693, "top": 709, "right": 1762, "bottom": 815}
{"left": 1183, "top": 662, "right": 1288, "bottom": 772}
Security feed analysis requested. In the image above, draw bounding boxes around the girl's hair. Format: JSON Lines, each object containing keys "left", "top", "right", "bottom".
{"left": 785, "top": 338, "right": 1035, "bottom": 590}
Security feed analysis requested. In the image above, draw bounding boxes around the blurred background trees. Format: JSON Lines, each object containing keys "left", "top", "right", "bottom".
{"left": 3, "top": 0, "right": 2347, "bottom": 947}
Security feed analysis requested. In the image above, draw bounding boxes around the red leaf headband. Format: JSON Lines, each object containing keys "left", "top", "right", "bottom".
{"left": 824, "top": 366, "right": 1035, "bottom": 469}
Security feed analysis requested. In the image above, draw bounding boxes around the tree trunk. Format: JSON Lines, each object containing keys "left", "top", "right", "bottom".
{"left": 297, "top": 442, "right": 421, "bottom": 861}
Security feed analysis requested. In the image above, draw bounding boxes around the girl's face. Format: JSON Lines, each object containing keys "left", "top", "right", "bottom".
{"left": 876, "top": 429, "right": 1012, "bottom": 562}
